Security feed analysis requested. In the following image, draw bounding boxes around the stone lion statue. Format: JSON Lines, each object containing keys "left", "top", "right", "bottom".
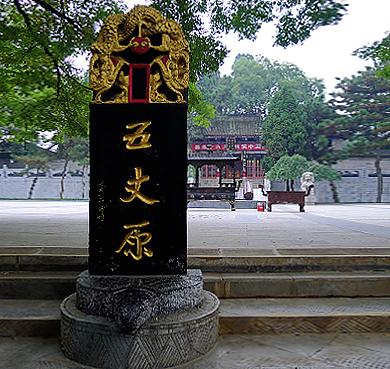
{"left": 300, "top": 172, "right": 315, "bottom": 193}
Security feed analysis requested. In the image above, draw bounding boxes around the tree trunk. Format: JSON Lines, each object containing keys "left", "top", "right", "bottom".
{"left": 286, "top": 180, "right": 290, "bottom": 191}
{"left": 329, "top": 180, "right": 339, "bottom": 203}
{"left": 81, "top": 164, "right": 87, "bottom": 199}
{"left": 60, "top": 155, "right": 69, "bottom": 200}
{"left": 28, "top": 176, "right": 38, "bottom": 199}
{"left": 375, "top": 151, "right": 383, "bottom": 203}
{"left": 290, "top": 179, "right": 294, "bottom": 191}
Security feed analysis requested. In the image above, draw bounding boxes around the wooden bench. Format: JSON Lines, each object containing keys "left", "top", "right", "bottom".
{"left": 259, "top": 185, "right": 314, "bottom": 212}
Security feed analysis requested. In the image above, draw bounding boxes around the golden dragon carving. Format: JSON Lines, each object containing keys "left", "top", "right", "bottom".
{"left": 89, "top": 6, "right": 189, "bottom": 104}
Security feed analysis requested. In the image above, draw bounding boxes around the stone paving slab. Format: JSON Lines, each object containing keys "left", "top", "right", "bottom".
{"left": 219, "top": 297, "right": 390, "bottom": 316}
{"left": 2, "top": 333, "right": 390, "bottom": 368}
{"left": 1, "top": 202, "right": 390, "bottom": 367}
{"left": 0, "top": 201, "right": 390, "bottom": 254}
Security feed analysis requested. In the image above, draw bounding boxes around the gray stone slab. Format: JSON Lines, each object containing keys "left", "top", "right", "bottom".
{"left": 0, "top": 272, "right": 79, "bottom": 299}
{"left": 219, "top": 297, "right": 390, "bottom": 316}
{"left": 1, "top": 201, "right": 390, "bottom": 255}
{"left": 3, "top": 333, "right": 390, "bottom": 369}
{"left": 0, "top": 300, "right": 61, "bottom": 319}
{"left": 204, "top": 271, "right": 390, "bottom": 298}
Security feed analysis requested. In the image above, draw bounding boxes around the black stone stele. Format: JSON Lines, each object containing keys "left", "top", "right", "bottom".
{"left": 89, "top": 103, "right": 187, "bottom": 275}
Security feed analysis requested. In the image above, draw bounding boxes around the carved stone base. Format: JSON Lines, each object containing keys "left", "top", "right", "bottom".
{"left": 61, "top": 290, "right": 219, "bottom": 369}
{"left": 76, "top": 269, "right": 203, "bottom": 331}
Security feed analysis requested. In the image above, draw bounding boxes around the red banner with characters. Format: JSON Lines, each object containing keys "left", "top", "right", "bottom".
{"left": 191, "top": 143, "right": 266, "bottom": 151}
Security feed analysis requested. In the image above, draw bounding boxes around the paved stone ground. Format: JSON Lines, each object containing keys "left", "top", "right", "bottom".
{"left": 1, "top": 200, "right": 390, "bottom": 368}
{"left": 0, "top": 200, "right": 389, "bottom": 253}
{"left": 1, "top": 333, "right": 390, "bottom": 368}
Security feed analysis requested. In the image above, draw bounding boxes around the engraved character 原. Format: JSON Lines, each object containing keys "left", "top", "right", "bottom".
{"left": 116, "top": 221, "right": 153, "bottom": 260}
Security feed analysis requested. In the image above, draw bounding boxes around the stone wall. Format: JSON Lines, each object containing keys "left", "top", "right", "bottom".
{"left": 269, "top": 178, "right": 390, "bottom": 203}
{"left": 1, "top": 174, "right": 390, "bottom": 203}
{"left": 315, "top": 178, "right": 390, "bottom": 203}
{"left": 0, "top": 177, "right": 89, "bottom": 199}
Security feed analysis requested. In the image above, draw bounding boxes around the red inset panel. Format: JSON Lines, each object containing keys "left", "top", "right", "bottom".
{"left": 129, "top": 64, "right": 150, "bottom": 103}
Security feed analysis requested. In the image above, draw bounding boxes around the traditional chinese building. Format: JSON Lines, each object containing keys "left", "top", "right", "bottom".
{"left": 189, "top": 114, "right": 267, "bottom": 184}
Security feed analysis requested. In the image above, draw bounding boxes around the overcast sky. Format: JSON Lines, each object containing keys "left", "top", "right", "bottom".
{"left": 121, "top": 1, "right": 390, "bottom": 95}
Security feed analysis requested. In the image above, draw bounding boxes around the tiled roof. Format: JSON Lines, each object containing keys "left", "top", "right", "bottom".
{"left": 202, "top": 115, "right": 261, "bottom": 137}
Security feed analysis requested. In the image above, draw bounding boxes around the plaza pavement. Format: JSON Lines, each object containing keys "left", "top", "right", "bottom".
{"left": 1, "top": 200, "right": 390, "bottom": 368}
{"left": 2, "top": 333, "right": 390, "bottom": 369}
{"left": 0, "top": 200, "right": 389, "bottom": 254}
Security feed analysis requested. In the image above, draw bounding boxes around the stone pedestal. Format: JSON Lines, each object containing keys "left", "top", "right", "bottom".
{"left": 305, "top": 191, "right": 316, "bottom": 206}
{"left": 60, "top": 270, "right": 219, "bottom": 368}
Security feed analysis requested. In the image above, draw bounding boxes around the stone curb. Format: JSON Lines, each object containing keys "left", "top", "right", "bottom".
{"left": 2, "top": 254, "right": 390, "bottom": 273}
{"left": 2, "top": 271, "right": 390, "bottom": 299}
{"left": 219, "top": 314, "right": 390, "bottom": 335}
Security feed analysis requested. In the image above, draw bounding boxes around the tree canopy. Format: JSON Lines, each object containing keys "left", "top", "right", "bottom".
{"left": 196, "top": 54, "right": 332, "bottom": 161}
{"left": 266, "top": 154, "right": 309, "bottom": 181}
{"left": 1, "top": 0, "right": 348, "bottom": 145}
{"left": 265, "top": 153, "right": 341, "bottom": 191}
{"left": 198, "top": 54, "right": 326, "bottom": 117}
{"left": 356, "top": 33, "right": 390, "bottom": 80}
{"left": 0, "top": 0, "right": 126, "bottom": 144}
{"left": 327, "top": 68, "right": 390, "bottom": 156}
{"left": 260, "top": 85, "right": 308, "bottom": 170}
{"left": 323, "top": 68, "right": 390, "bottom": 202}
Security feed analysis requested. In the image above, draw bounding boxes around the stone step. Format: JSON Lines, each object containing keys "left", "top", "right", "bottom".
{"left": 1, "top": 297, "right": 390, "bottom": 337}
{"left": 0, "top": 299, "right": 61, "bottom": 337}
{"left": 1, "top": 270, "right": 390, "bottom": 300}
{"left": 204, "top": 271, "right": 390, "bottom": 298}
{"left": 1, "top": 247, "right": 390, "bottom": 273}
{"left": 190, "top": 254, "right": 390, "bottom": 273}
{"left": 219, "top": 297, "right": 390, "bottom": 335}
{"left": 0, "top": 271, "right": 80, "bottom": 300}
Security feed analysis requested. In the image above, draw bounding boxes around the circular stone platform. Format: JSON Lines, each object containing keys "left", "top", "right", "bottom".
{"left": 61, "top": 290, "right": 219, "bottom": 369}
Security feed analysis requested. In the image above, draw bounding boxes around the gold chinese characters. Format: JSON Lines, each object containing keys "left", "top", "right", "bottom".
{"left": 123, "top": 121, "right": 151, "bottom": 150}
{"left": 118, "top": 120, "right": 159, "bottom": 260}
{"left": 97, "top": 182, "right": 106, "bottom": 221}
{"left": 120, "top": 167, "right": 159, "bottom": 205}
{"left": 116, "top": 221, "right": 153, "bottom": 260}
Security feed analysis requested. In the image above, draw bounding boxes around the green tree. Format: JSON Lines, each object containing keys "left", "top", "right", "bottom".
{"left": 1, "top": 0, "right": 347, "bottom": 143}
{"left": 356, "top": 33, "right": 390, "bottom": 79}
{"left": 266, "top": 154, "right": 309, "bottom": 191}
{"left": 309, "top": 162, "right": 342, "bottom": 202}
{"left": 55, "top": 136, "right": 86, "bottom": 199}
{"left": 14, "top": 154, "right": 50, "bottom": 176}
{"left": 260, "top": 85, "right": 307, "bottom": 171}
{"left": 265, "top": 154, "right": 342, "bottom": 199}
{"left": 327, "top": 68, "right": 390, "bottom": 202}
{"left": 0, "top": 0, "right": 125, "bottom": 143}
{"left": 67, "top": 137, "right": 90, "bottom": 199}
{"left": 13, "top": 147, "right": 53, "bottom": 198}
{"left": 196, "top": 72, "right": 234, "bottom": 116}
{"left": 198, "top": 55, "right": 329, "bottom": 159}
{"left": 200, "top": 55, "right": 324, "bottom": 117}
